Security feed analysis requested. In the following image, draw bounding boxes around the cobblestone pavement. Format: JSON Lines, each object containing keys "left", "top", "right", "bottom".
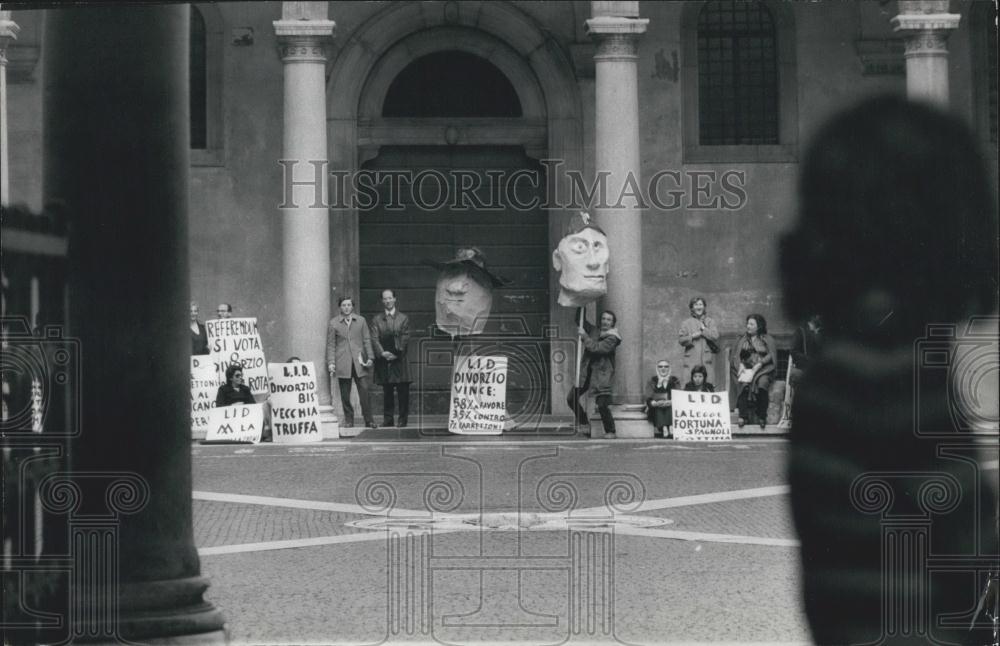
{"left": 193, "top": 437, "right": 813, "bottom": 644}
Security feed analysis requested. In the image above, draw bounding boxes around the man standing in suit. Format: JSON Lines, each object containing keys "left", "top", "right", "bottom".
{"left": 370, "top": 289, "right": 412, "bottom": 427}
{"left": 326, "top": 296, "right": 376, "bottom": 429}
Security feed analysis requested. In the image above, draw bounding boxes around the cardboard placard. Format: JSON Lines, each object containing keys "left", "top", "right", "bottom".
{"left": 267, "top": 362, "right": 322, "bottom": 444}
{"left": 191, "top": 355, "right": 221, "bottom": 434}
{"left": 205, "top": 403, "right": 263, "bottom": 443}
{"left": 671, "top": 390, "right": 732, "bottom": 441}
{"left": 448, "top": 355, "right": 508, "bottom": 435}
{"left": 205, "top": 317, "right": 269, "bottom": 395}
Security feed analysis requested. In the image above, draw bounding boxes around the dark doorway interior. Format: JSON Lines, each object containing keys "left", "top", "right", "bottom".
{"left": 359, "top": 146, "right": 549, "bottom": 418}
{"left": 382, "top": 50, "right": 523, "bottom": 118}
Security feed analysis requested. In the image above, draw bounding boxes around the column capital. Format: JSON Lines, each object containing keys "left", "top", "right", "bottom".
{"left": 273, "top": 19, "right": 335, "bottom": 63}
{"left": 0, "top": 12, "right": 20, "bottom": 64}
{"left": 891, "top": 12, "right": 960, "bottom": 57}
{"left": 586, "top": 15, "right": 648, "bottom": 37}
{"left": 891, "top": 12, "right": 960, "bottom": 33}
{"left": 586, "top": 16, "right": 648, "bottom": 60}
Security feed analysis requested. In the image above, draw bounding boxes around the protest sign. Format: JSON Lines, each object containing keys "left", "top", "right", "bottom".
{"left": 267, "top": 362, "right": 322, "bottom": 444}
{"left": 205, "top": 403, "right": 263, "bottom": 443}
{"left": 671, "top": 390, "right": 732, "bottom": 441}
{"left": 191, "top": 355, "right": 221, "bottom": 434}
{"left": 448, "top": 355, "right": 508, "bottom": 435}
{"left": 205, "top": 317, "right": 269, "bottom": 395}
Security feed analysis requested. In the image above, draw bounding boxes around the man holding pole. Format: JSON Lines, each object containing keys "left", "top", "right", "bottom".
{"left": 553, "top": 212, "right": 615, "bottom": 436}
{"left": 568, "top": 309, "right": 621, "bottom": 437}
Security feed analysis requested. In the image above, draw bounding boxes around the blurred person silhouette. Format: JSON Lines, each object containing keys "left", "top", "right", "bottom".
{"left": 781, "top": 95, "right": 998, "bottom": 645}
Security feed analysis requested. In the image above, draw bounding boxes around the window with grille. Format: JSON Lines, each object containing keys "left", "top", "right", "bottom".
{"left": 697, "top": 1, "right": 779, "bottom": 145}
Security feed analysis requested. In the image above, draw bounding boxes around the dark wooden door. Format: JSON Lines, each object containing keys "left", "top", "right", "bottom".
{"left": 360, "top": 146, "right": 550, "bottom": 418}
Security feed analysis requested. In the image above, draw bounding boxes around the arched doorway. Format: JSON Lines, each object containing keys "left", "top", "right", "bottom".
{"left": 359, "top": 51, "right": 551, "bottom": 419}
{"left": 326, "top": 3, "right": 583, "bottom": 423}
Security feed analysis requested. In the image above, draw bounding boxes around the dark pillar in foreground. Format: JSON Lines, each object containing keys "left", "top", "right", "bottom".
{"left": 44, "top": 5, "right": 225, "bottom": 641}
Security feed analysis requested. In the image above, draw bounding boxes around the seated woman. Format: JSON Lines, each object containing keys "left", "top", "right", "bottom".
{"left": 645, "top": 359, "right": 679, "bottom": 438}
{"left": 684, "top": 364, "right": 715, "bottom": 392}
{"left": 215, "top": 364, "right": 255, "bottom": 407}
{"left": 730, "top": 314, "right": 775, "bottom": 428}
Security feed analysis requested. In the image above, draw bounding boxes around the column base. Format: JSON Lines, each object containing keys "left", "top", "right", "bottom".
{"left": 319, "top": 404, "right": 340, "bottom": 439}
{"left": 76, "top": 577, "right": 226, "bottom": 643}
{"left": 80, "top": 630, "right": 227, "bottom": 646}
{"left": 590, "top": 403, "right": 651, "bottom": 438}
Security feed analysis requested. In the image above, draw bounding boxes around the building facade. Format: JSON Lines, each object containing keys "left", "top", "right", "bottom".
{"left": 5, "top": 1, "right": 998, "bottom": 420}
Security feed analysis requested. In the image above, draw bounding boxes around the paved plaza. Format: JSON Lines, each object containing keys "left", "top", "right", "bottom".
{"left": 192, "top": 437, "right": 812, "bottom": 644}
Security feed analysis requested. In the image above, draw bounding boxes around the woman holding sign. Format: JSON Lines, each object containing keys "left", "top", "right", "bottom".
{"left": 216, "top": 364, "right": 255, "bottom": 407}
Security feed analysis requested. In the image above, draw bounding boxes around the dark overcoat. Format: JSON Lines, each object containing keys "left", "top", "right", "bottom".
{"left": 645, "top": 375, "right": 680, "bottom": 427}
{"left": 730, "top": 332, "right": 776, "bottom": 394}
{"left": 191, "top": 322, "right": 209, "bottom": 355}
{"left": 370, "top": 310, "right": 412, "bottom": 384}
{"left": 578, "top": 320, "right": 621, "bottom": 397}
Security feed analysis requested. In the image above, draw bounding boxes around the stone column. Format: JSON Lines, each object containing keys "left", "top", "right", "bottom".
{"left": 44, "top": 5, "right": 224, "bottom": 640}
{"left": 0, "top": 10, "right": 18, "bottom": 205}
{"left": 586, "top": 2, "right": 647, "bottom": 414}
{"left": 274, "top": 3, "right": 335, "bottom": 409}
{"left": 891, "top": 1, "right": 960, "bottom": 107}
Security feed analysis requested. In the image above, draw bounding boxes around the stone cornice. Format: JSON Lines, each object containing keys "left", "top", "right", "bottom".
{"left": 0, "top": 16, "right": 19, "bottom": 40}
{"left": 0, "top": 15, "right": 20, "bottom": 63}
{"left": 585, "top": 16, "right": 648, "bottom": 38}
{"left": 272, "top": 19, "right": 335, "bottom": 39}
{"left": 890, "top": 13, "right": 961, "bottom": 33}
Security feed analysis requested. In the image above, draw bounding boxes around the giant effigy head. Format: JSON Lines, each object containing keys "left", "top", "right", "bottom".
{"left": 552, "top": 212, "right": 609, "bottom": 307}
{"left": 426, "top": 247, "right": 510, "bottom": 337}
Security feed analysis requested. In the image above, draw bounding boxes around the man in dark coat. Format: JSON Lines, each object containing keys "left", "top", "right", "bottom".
{"left": 370, "top": 289, "right": 412, "bottom": 427}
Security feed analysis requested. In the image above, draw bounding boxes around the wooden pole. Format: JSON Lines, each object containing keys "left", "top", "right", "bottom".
{"left": 575, "top": 308, "right": 584, "bottom": 389}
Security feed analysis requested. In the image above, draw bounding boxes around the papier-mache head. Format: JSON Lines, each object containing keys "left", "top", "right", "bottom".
{"left": 424, "top": 247, "right": 511, "bottom": 337}
{"left": 552, "top": 211, "right": 609, "bottom": 307}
